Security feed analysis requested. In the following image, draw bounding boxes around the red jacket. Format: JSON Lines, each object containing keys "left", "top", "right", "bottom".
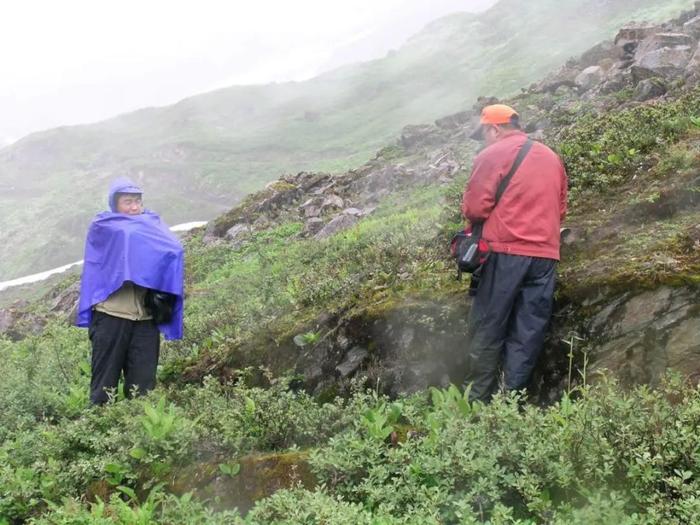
{"left": 462, "top": 131, "right": 568, "bottom": 261}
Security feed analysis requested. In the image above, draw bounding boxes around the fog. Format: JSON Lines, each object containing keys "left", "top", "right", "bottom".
{"left": 0, "top": 0, "right": 496, "bottom": 144}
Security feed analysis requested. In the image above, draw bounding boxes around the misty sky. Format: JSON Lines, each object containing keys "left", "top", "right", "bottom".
{"left": 0, "top": 0, "right": 496, "bottom": 146}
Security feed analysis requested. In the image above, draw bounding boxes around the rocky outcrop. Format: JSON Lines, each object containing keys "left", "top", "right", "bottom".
{"left": 585, "top": 287, "right": 700, "bottom": 385}
{"left": 633, "top": 33, "right": 694, "bottom": 79}
{"left": 204, "top": 140, "right": 466, "bottom": 247}
{"left": 524, "top": 8, "right": 700, "bottom": 106}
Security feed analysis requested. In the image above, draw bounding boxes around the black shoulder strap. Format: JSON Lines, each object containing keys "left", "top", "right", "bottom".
{"left": 495, "top": 139, "right": 533, "bottom": 204}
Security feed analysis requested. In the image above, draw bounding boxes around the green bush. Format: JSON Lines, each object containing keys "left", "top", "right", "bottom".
{"left": 555, "top": 88, "right": 700, "bottom": 195}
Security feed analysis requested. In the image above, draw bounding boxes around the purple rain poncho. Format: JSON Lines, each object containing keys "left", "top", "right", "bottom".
{"left": 76, "top": 209, "right": 185, "bottom": 340}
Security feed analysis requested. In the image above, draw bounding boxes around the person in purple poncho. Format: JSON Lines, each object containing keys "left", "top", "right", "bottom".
{"left": 77, "top": 177, "right": 184, "bottom": 404}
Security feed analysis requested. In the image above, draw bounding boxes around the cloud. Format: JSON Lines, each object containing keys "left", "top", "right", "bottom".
{"left": 0, "top": 0, "right": 496, "bottom": 140}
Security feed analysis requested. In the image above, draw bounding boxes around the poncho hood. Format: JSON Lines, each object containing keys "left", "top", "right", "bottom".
{"left": 109, "top": 177, "right": 143, "bottom": 212}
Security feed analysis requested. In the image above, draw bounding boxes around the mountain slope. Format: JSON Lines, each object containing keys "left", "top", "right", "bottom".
{"left": 0, "top": 0, "right": 693, "bottom": 280}
{"left": 2, "top": 3, "right": 700, "bottom": 523}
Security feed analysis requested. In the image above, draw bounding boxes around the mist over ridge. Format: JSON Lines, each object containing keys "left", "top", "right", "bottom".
{"left": 0, "top": 0, "right": 694, "bottom": 280}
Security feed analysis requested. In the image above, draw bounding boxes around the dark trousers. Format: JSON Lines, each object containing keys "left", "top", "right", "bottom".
{"left": 89, "top": 311, "right": 160, "bottom": 404}
{"left": 464, "top": 252, "right": 556, "bottom": 402}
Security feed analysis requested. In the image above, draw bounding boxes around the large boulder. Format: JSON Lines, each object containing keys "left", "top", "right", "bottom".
{"left": 634, "top": 46, "right": 693, "bottom": 78}
{"left": 630, "top": 34, "right": 694, "bottom": 80}
{"left": 636, "top": 32, "right": 695, "bottom": 55}
{"left": 538, "top": 66, "right": 581, "bottom": 93}
{"left": 575, "top": 66, "right": 605, "bottom": 91}
{"left": 298, "top": 197, "right": 323, "bottom": 218}
{"left": 170, "top": 452, "right": 314, "bottom": 514}
{"left": 632, "top": 33, "right": 694, "bottom": 80}
{"left": 634, "top": 77, "right": 668, "bottom": 101}
{"left": 614, "top": 24, "right": 658, "bottom": 52}
{"left": 225, "top": 223, "right": 252, "bottom": 247}
{"left": 314, "top": 214, "right": 359, "bottom": 240}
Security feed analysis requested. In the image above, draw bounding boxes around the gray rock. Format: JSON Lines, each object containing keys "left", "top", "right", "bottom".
{"left": 636, "top": 33, "right": 694, "bottom": 55}
{"left": 635, "top": 45, "right": 693, "bottom": 78}
{"left": 321, "top": 194, "right": 344, "bottom": 210}
{"left": 202, "top": 221, "right": 223, "bottom": 245}
{"left": 225, "top": 224, "right": 252, "bottom": 247}
{"left": 614, "top": 24, "right": 658, "bottom": 50}
{"left": 539, "top": 67, "right": 580, "bottom": 93}
{"left": 575, "top": 66, "right": 605, "bottom": 91}
{"left": 540, "top": 93, "right": 555, "bottom": 111}
{"left": 630, "top": 65, "right": 658, "bottom": 84}
{"left": 686, "top": 41, "right": 700, "bottom": 72}
{"left": 666, "top": 318, "right": 700, "bottom": 370}
{"left": 314, "top": 214, "right": 359, "bottom": 240}
{"left": 554, "top": 85, "right": 573, "bottom": 97}
{"left": 634, "top": 77, "right": 667, "bottom": 101}
{"left": 342, "top": 207, "right": 364, "bottom": 217}
{"left": 302, "top": 218, "right": 324, "bottom": 236}
{"left": 585, "top": 287, "right": 700, "bottom": 386}
{"left": 335, "top": 347, "right": 369, "bottom": 378}
{"left": 304, "top": 205, "right": 322, "bottom": 218}
{"left": 683, "top": 15, "right": 700, "bottom": 38}
{"left": 0, "top": 309, "right": 14, "bottom": 333}
{"left": 299, "top": 197, "right": 324, "bottom": 218}
{"left": 598, "top": 69, "right": 631, "bottom": 94}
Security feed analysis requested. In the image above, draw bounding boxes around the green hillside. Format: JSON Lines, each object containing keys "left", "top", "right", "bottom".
{"left": 0, "top": 0, "right": 693, "bottom": 280}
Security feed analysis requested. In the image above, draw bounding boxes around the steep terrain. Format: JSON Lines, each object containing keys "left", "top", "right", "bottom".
{"left": 1, "top": 3, "right": 700, "bottom": 524}
{"left": 0, "top": 0, "right": 693, "bottom": 280}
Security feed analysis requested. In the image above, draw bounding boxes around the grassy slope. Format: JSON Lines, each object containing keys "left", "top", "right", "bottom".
{"left": 0, "top": 0, "right": 693, "bottom": 279}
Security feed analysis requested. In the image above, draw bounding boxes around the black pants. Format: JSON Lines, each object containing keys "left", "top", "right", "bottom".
{"left": 89, "top": 311, "right": 160, "bottom": 404}
{"left": 464, "top": 253, "right": 556, "bottom": 403}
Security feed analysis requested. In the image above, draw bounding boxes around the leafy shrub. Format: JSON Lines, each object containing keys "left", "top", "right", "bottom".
{"left": 555, "top": 88, "right": 700, "bottom": 195}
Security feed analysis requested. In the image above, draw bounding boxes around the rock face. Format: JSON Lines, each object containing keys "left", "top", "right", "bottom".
{"left": 585, "top": 287, "right": 700, "bottom": 385}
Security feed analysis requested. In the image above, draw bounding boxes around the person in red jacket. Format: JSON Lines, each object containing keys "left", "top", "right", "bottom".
{"left": 462, "top": 104, "right": 568, "bottom": 403}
